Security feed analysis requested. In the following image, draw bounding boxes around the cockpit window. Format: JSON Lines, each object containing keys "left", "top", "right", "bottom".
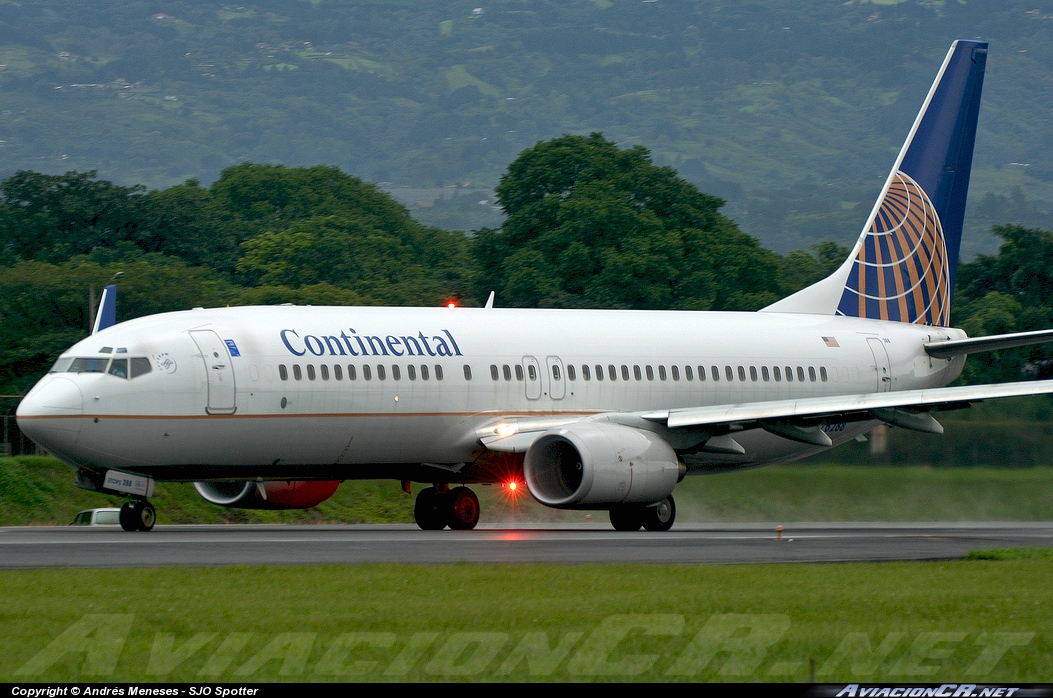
{"left": 108, "top": 358, "right": 128, "bottom": 379}
{"left": 52, "top": 356, "right": 153, "bottom": 379}
{"left": 130, "top": 358, "right": 152, "bottom": 378}
{"left": 68, "top": 358, "right": 109, "bottom": 373}
{"left": 49, "top": 358, "right": 74, "bottom": 373}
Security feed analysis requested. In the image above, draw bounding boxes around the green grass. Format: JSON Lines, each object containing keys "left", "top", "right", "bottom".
{"left": 0, "top": 560, "right": 1050, "bottom": 682}
{"left": 5, "top": 457, "right": 1053, "bottom": 526}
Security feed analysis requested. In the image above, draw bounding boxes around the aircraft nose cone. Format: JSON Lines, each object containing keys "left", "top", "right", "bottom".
{"left": 16, "top": 377, "right": 83, "bottom": 455}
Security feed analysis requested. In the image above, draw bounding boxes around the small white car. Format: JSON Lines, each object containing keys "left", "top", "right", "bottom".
{"left": 70, "top": 508, "right": 122, "bottom": 526}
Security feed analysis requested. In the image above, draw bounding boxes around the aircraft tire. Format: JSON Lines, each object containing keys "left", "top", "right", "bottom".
{"left": 414, "top": 487, "right": 447, "bottom": 530}
{"left": 118, "top": 499, "right": 138, "bottom": 532}
{"left": 642, "top": 495, "right": 675, "bottom": 532}
{"left": 609, "top": 505, "right": 644, "bottom": 532}
{"left": 446, "top": 487, "right": 480, "bottom": 530}
{"left": 137, "top": 502, "right": 156, "bottom": 532}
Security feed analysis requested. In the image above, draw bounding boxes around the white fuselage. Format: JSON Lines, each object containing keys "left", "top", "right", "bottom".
{"left": 16, "top": 305, "right": 966, "bottom": 481}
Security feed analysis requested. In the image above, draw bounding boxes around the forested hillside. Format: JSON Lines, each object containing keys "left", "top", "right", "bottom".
{"left": 1, "top": 1, "right": 1052, "bottom": 254}
{"left": 3, "top": 138, "right": 1053, "bottom": 400}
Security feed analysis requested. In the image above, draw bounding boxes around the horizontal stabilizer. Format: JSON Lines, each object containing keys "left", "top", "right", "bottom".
{"left": 925, "top": 329, "right": 1053, "bottom": 358}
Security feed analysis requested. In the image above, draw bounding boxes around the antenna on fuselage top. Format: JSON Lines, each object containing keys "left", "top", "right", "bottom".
{"left": 484, "top": 291, "right": 495, "bottom": 309}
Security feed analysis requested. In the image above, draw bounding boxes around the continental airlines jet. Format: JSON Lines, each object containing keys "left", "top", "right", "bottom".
{"left": 16, "top": 41, "right": 1053, "bottom": 532}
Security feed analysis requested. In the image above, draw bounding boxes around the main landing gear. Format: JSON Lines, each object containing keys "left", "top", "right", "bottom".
{"left": 119, "top": 499, "right": 156, "bottom": 532}
{"left": 414, "top": 484, "right": 480, "bottom": 531}
{"left": 609, "top": 495, "right": 676, "bottom": 532}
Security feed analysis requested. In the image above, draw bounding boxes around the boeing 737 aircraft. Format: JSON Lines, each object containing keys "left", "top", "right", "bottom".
{"left": 16, "top": 41, "right": 1053, "bottom": 532}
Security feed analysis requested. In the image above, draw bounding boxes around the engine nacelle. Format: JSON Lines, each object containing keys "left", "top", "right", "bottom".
{"left": 193, "top": 480, "right": 340, "bottom": 510}
{"left": 523, "top": 423, "right": 680, "bottom": 507}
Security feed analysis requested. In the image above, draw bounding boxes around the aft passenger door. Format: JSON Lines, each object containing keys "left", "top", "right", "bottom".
{"left": 190, "top": 330, "right": 237, "bottom": 414}
{"left": 866, "top": 337, "right": 892, "bottom": 393}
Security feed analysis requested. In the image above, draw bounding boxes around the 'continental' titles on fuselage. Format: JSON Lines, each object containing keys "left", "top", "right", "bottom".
{"left": 280, "top": 328, "right": 463, "bottom": 358}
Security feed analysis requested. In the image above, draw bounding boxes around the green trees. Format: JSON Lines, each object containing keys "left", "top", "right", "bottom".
{"left": 477, "top": 133, "right": 783, "bottom": 310}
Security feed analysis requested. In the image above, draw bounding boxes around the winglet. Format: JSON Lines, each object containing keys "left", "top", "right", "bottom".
{"left": 91, "top": 284, "right": 117, "bottom": 334}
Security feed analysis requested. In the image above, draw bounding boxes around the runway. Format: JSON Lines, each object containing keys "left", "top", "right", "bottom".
{"left": 2, "top": 522, "right": 1051, "bottom": 568}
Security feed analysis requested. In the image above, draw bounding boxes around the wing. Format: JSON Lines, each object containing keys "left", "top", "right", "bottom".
{"left": 479, "top": 378, "right": 1053, "bottom": 453}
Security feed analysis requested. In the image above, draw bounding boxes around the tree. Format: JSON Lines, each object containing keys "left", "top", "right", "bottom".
{"left": 477, "top": 133, "right": 783, "bottom": 310}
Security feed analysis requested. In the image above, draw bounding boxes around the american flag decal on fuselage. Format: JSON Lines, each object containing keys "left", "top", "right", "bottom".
{"left": 836, "top": 171, "right": 950, "bottom": 326}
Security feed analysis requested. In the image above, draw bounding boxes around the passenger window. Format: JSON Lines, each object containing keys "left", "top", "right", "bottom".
{"left": 108, "top": 358, "right": 128, "bottom": 379}
{"left": 334, "top": 364, "right": 343, "bottom": 380}
{"left": 293, "top": 365, "right": 302, "bottom": 380}
{"left": 582, "top": 365, "right": 591, "bottom": 381}
{"left": 554, "top": 365, "right": 562, "bottom": 381}
{"left": 408, "top": 365, "right": 416, "bottom": 381}
{"left": 659, "top": 365, "right": 667, "bottom": 381}
{"left": 672, "top": 365, "right": 680, "bottom": 381}
{"left": 490, "top": 364, "right": 499, "bottom": 381}
{"left": 392, "top": 365, "right": 401, "bottom": 381}
{"left": 348, "top": 365, "right": 357, "bottom": 381}
{"left": 515, "top": 365, "right": 524, "bottom": 381}
{"left": 130, "top": 357, "right": 152, "bottom": 378}
{"left": 307, "top": 365, "right": 316, "bottom": 380}
{"left": 424, "top": 364, "right": 432, "bottom": 380}
{"left": 785, "top": 366, "right": 793, "bottom": 382}
{"left": 646, "top": 366, "right": 654, "bottom": 381}
{"left": 820, "top": 366, "right": 829, "bottom": 382}
{"left": 621, "top": 365, "right": 629, "bottom": 381}
{"left": 712, "top": 366, "right": 720, "bottom": 382}
{"left": 797, "top": 366, "right": 806, "bottom": 382}
{"left": 698, "top": 366, "right": 706, "bottom": 381}
{"left": 567, "top": 365, "right": 576, "bottom": 381}
{"left": 737, "top": 366, "right": 746, "bottom": 382}
{"left": 762, "top": 366, "right": 770, "bottom": 381}
{"left": 774, "top": 366, "right": 781, "bottom": 382}
{"left": 503, "top": 365, "right": 512, "bottom": 381}
{"left": 377, "top": 365, "right": 387, "bottom": 381}
{"left": 321, "top": 365, "right": 330, "bottom": 381}
{"left": 607, "top": 365, "right": 617, "bottom": 381}
{"left": 750, "top": 366, "right": 758, "bottom": 382}
{"left": 725, "top": 366, "right": 734, "bottom": 381}
{"left": 685, "top": 365, "right": 693, "bottom": 381}
{"left": 528, "top": 364, "right": 537, "bottom": 381}
{"left": 363, "top": 365, "right": 372, "bottom": 381}
{"left": 595, "top": 364, "right": 604, "bottom": 381}
{"left": 435, "top": 365, "right": 444, "bottom": 381}
{"left": 809, "top": 366, "right": 817, "bottom": 382}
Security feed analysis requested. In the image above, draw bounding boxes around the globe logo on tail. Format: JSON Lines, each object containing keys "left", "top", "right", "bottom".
{"left": 837, "top": 171, "right": 950, "bottom": 326}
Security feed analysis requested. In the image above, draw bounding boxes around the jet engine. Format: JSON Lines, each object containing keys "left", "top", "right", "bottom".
{"left": 193, "top": 480, "right": 340, "bottom": 510}
{"left": 523, "top": 423, "right": 681, "bottom": 508}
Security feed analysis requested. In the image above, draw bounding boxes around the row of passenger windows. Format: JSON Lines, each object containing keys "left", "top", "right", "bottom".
{"left": 490, "top": 363, "right": 829, "bottom": 384}
{"left": 277, "top": 361, "right": 831, "bottom": 386}
{"left": 279, "top": 363, "right": 450, "bottom": 382}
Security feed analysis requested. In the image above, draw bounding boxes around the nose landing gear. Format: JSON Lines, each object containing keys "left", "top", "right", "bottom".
{"left": 119, "top": 499, "right": 156, "bottom": 532}
{"left": 413, "top": 485, "right": 480, "bottom": 530}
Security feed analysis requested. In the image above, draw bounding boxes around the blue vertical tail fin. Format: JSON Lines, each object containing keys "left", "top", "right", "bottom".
{"left": 763, "top": 40, "right": 988, "bottom": 326}
{"left": 92, "top": 284, "right": 117, "bottom": 334}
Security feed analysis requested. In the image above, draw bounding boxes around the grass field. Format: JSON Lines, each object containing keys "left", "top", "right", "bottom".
{"left": 4, "top": 456, "right": 1053, "bottom": 526}
{"left": 1, "top": 558, "right": 1050, "bottom": 682}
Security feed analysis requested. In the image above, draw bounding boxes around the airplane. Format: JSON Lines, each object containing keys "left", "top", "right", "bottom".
{"left": 16, "top": 40, "right": 1053, "bottom": 533}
